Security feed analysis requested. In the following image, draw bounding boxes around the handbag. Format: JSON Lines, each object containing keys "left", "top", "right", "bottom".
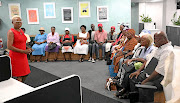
{"left": 48, "top": 43, "right": 57, "bottom": 50}
{"left": 122, "top": 63, "right": 135, "bottom": 73}
{"left": 63, "top": 42, "right": 72, "bottom": 46}
{"left": 105, "top": 78, "right": 117, "bottom": 91}
{"left": 109, "top": 65, "right": 117, "bottom": 77}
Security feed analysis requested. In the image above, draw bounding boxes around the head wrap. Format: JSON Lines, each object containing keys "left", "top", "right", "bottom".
{"left": 111, "top": 26, "right": 115, "bottom": 30}
{"left": 128, "top": 29, "right": 135, "bottom": 36}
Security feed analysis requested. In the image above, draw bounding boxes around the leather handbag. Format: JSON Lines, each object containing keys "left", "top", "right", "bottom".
{"left": 48, "top": 43, "right": 57, "bottom": 50}
{"left": 122, "top": 63, "right": 135, "bottom": 73}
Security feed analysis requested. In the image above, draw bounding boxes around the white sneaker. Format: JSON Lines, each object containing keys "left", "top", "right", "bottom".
{"left": 102, "top": 59, "right": 105, "bottom": 61}
{"left": 88, "top": 57, "right": 92, "bottom": 62}
{"left": 92, "top": 58, "right": 95, "bottom": 63}
{"left": 96, "top": 59, "right": 99, "bottom": 61}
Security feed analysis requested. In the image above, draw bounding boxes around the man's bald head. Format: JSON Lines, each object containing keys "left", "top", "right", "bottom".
{"left": 154, "top": 31, "right": 169, "bottom": 47}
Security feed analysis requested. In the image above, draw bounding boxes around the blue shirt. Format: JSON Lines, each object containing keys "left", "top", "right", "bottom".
{"left": 138, "top": 45, "right": 155, "bottom": 60}
{"left": 34, "top": 33, "right": 47, "bottom": 42}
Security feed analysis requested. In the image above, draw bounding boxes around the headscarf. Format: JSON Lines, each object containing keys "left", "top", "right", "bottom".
{"left": 111, "top": 26, "right": 115, "bottom": 30}
{"left": 128, "top": 29, "right": 135, "bottom": 37}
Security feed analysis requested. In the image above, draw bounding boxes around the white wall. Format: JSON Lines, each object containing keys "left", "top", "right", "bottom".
{"left": 139, "top": 2, "right": 163, "bottom": 30}
{"left": 131, "top": 3, "right": 139, "bottom": 34}
{"left": 165, "top": 0, "right": 177, "bottom": 25}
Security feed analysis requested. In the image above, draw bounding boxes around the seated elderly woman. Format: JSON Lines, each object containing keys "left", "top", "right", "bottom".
{"left": 113, "top": 29, "right": 138, "bottom": 73}
{"left": 105, "top": 26, "right": 117, "bottom": 52}
{"left": 61, "top": 28, "right": 74, "bottom": 61}
{"left": 110, "top": 27, "right": 129, "bottom": 59}
{"left": 111, "top": 24, "right": 126, "bottom": 53}
{"left": 45, "top": 26, "right": 60, "bottom": 62}
{"left": 32, "top": 27, "right": 47, "bottom": 62}
{"left": 114, "top": 34, "right": 156, "bottom": 98}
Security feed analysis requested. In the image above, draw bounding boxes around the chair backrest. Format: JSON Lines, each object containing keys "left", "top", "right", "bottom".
{"left": 0, "top": 55, "right": 11, "bottom": 82}
{"left": 144, "top": 57, "right": 158, "bottom": 75}
{"left": 5, "top": 75, "right": 82, "bottom": 103}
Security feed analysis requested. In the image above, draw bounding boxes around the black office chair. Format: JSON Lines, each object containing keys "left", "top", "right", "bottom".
{"left": 129, "top": 57, "right": 163, "bottom": 103}
{"left": 0, "top": 55, "right": 11, "bottom": 82}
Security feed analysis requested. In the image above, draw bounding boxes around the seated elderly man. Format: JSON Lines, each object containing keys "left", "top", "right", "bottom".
{"left": 116, "top": 31, "right": 173, "bottom": 100}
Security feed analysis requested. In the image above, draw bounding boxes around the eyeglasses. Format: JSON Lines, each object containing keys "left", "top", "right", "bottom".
{"left": 14, "top": 21, "right": 23, "bottom": 23}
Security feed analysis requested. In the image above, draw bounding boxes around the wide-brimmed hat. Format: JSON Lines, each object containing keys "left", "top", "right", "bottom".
{"left": 39, "top": 27, "right": 45, "bottom": 31}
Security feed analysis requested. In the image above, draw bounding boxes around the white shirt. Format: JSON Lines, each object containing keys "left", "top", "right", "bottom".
{"left": 24, "top": 33, "right": 30, "bottom": 43}
{"left": 91, "top": 31, "right": 95, "bottom": 41}
{"left": 154, "top": 42, "right": 173, "bottom": 76}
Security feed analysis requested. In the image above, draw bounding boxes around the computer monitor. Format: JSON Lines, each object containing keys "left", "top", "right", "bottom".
{"left": 5, "top": 74, "right": 82, "bottom": 103}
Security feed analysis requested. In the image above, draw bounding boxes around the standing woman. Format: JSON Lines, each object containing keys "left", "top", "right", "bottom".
{"left": 45, "top": 26, "right": 60, "bottom": 62}
{"left": 74, "top": 25, "right": 90, "bottom": 62}
{"left": 7, "top": 15, "right": 31, "bottom": 82}
{"left": 31, "top": 27, "right": 47, "bottom": 62}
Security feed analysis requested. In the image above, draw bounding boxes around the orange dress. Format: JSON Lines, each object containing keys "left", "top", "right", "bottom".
{"left": 113, "top": 37, "right": 138, "bottom": 73}
{"left": 9, "top": 28, "right": 31, "bottom": 77}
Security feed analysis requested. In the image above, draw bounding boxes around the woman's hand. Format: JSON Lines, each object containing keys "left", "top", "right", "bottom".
{"left": 36, "top": 42, "right": 41, "bottom": 45}
{"left": 126, "top": 59, "right": 132, "bottom": 65}
{"left": 23, "top": 49, "right": 32, "bottom": 54}
{"left": 129, "top": 71, "right": 140, "bottom": 79}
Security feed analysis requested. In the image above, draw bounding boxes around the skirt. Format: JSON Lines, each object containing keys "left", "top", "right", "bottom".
{"left": 45, "top": 45, "right": 60, "bottom": 53}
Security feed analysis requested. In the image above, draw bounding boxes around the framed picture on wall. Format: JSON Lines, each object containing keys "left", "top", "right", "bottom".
{"left": 44, "top": 2, "right": 56, "bottom": 18}
{"left": 97, "top": 6, "right": 109, "bottom": 22}
{"left": 8, "top": 3, "right": 21, "bottom": 19}
{"left": 79, "top": 1, "right": 90, "bottom": 18}
{"left": 61, "top": 7, "right": 73, "bottom": 23}
{"left": 26, "top": 8, "right": 39, "bottom": 24}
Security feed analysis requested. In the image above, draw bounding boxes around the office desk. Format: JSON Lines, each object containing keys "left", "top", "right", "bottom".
{"left": 0, "top": 78, "right": 34, "bottom": 103}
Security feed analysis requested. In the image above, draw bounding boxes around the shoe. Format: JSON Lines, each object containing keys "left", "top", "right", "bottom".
{"left": 92, "top": 58, "right": 95, "bottom": 63}
{"left": 102, "top": 59, "right": 105, "bottom": 61}
{"left": 119, "top": 92, "right": 129, "bottom": 99}
{"left": 96, "top": 59, "right": 99, "bottom": 61}
{"left": 115, "top": 88, "right": 126, "bottom": 97}
{"left": 88, "top": 57, "right": 92, "bottom": 62}
{"left": 45, "top": 59, "right": 48, "bottom": 63}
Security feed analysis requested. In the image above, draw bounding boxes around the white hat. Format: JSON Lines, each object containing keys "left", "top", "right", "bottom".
{"left": 65, "top": 28, "right": 70, "bottom": 31}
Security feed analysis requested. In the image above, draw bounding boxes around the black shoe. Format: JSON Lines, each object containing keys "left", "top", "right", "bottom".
{"left": 115, "top": 88, "right": 126, "bottom": 97}
{"left": 119, "top": 92, "right": 129, "bottom": 99}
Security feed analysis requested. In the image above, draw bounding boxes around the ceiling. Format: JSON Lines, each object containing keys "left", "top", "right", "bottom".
{"left": 131, "top": 0, "right": 163, "bottom": 3}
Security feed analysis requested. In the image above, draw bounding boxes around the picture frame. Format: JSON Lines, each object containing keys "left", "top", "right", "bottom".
{"left": 44, "top": 2, "right": 56, "bottom": 18}
{"left": 0, "top": 1, "right": 2, "bottom": 7}
{"left": 97, "top": 6, "right": 109, "bottom": 22}
{"left": 26, "top": 8, "right": 39, "bottom": 24}
{"left": 79, "top": 1, "right": 90, "bottom": 18}
{"left": 8, "top": 3, "right": 21, "bottom": 19}
{"left": 61, "top": 7, "right": 73, "bottom": 23}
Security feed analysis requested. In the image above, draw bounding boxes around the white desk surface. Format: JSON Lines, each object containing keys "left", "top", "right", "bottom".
{"left": 0, "top": 78, "right": 34, "bottom": 103}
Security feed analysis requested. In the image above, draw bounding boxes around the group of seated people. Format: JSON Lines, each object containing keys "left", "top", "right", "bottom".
{"left": 106, "top": 27, "right": 173, "bottom": 102}
{"left": 27, "top": 23, "right": 129, "bottom": 63}
{"left": 22, "top": 22, "right": 172, "bottom": 101}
